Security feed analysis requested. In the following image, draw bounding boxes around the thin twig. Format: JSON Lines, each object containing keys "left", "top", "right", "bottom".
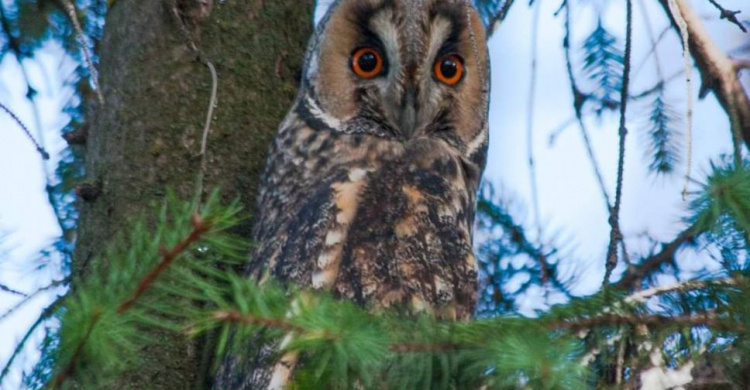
{"left": 552, "top": 313, "right": 743, "bottom": 332}
{"left": 59, "top": 0, "right": 104, "bottom": 105}
{"left": 211, "top": 310, "right": 305, "bottom": 334}
{"left": 705, "top": 0, "right": 746, "bottom": 32}
{"left": 636, "top": 0, "right": 666, "bottom": 82}
{"left": 0, "top": 101, "right": 49, "bottom": 160}
{"left": 632, "top": 26, "right": 671, "bottom": 79}
{"left": 666, "top": 0, "right": 695, "bottom": 199}
{"left": 0, "top": 297, "right": 64, "bottom": 387}
{"left": 195, "top": 60, "right": 218, "bottom": 202}
{"left": 604, "top": 0, "right": 634, "bottom": 287}
{"left": 563, "top": 2, "right": 612, "bottom": 211}
{"left": 0, "top": 278, "right": 68, "bottom": 322}
{"left": 527, "top": 0, "right": 544, "bottom": 279}
{"left": 117, "top": 215, "right": 210, "bottom": 313}
{"left": 0, "top": 282, "right": 26, "bottom": 297}
{"left": 623, "top": 276, "right": 737, "bottom": 304}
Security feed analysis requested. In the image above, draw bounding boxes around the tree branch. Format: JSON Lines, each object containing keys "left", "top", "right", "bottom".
{"left": 657, "top": 0, "right": 750, "bottom": 150}
{"left": 117, "top": 214, "right": 210, "bottom": 313}
{"left": 613, "top": 226, "right": 698, "bottom": 290}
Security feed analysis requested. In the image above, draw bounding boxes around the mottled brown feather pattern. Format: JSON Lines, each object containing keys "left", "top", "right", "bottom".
{"left": 219, "top": 0, "right": 490, "bottom": 387}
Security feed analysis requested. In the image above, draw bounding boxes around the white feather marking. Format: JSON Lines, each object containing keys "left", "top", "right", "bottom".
{"left": 465, "top": 124, "right": 488, "bottom": 157}
{"left": 306, "top": 95, "right": 341, "bottom": 130}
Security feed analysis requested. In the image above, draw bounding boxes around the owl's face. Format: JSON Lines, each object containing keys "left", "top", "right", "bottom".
{"left": 300, "top": 0, "right": 489, "bottom": 169}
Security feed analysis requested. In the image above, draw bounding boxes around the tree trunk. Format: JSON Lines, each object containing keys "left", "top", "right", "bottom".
{"left": 73, "top": 0, "right": 313, "bottom": 388}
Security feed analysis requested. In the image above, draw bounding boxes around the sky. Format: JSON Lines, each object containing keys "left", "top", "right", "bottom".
{"left": 1, "top": 0, "right": 748, "bottom": 388}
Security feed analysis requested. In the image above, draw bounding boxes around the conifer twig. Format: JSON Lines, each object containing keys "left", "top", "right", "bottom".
{"left": 211, "top": 310, "right": 305, "bottom": 334}
{"left": 52, "top": 310, "right": 102, "bottom": 389}
{"left": 117, "top": 214, "right": 210, "bottom": 313}
{"left": 604, "top": 0, "right": 634, "bottom": 287}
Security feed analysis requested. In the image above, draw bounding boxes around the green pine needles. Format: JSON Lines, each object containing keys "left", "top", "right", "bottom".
{"left": 21, "top": 172, "right": 746, "bottom": 389}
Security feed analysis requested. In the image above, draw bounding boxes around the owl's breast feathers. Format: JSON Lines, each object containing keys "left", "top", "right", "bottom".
{"left": 250, "top": 109, "right": 481, "bottom": 320}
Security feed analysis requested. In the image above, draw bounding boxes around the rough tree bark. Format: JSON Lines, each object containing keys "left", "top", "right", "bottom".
{"left": 72, "top": 0, "right": 313, "bottom": 388}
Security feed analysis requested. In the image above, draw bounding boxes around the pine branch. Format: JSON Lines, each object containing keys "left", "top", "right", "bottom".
{"left": 51, "top": 310, "right": 102, "bottom": 389}
{"left": 117, "top": 214, "right": 210, "bottom": 313}
{"left": 211, "top": 310, "right": 305, "bottom": 334}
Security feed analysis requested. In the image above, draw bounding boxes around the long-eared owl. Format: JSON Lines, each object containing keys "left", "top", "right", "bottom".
{"left": 251, "top": 0, "right": 490, "bottom": 320}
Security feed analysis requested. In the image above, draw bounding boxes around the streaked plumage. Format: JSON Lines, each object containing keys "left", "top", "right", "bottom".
{"left": 219, "top": 1, "right": 490, "bottom": 387}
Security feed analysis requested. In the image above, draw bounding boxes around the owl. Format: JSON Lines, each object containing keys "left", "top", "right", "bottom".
{"left": 219, "top": 0, "right": 490, "bottom": 387}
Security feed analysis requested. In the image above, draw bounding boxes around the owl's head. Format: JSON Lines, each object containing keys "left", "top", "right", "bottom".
{"left": 298, "top": 0, "right": 490, "bottom": 168}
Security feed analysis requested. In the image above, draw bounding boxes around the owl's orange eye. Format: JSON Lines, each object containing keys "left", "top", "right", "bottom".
{"left": 434, "top": 54, "right": 464, "bottom": 86}
{"left": 351, "top": 47, "right": 384, "bottom": 79}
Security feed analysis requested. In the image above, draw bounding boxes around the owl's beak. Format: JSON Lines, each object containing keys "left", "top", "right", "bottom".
{"left": 397, "top": 89, "right": 418, "bottom": 138}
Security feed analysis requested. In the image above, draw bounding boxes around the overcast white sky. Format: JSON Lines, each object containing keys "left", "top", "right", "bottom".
{"left": 0, "top": 0, "right": 747, "bottom": 388}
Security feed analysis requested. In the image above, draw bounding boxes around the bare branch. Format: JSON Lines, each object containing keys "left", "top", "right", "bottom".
{"left": 614, "top": 226, "right": 698, "bottom": 290}
{"left": 657, "top": 0, "right": 750, "bottom": 151}
{"left": 705, "top": 0, "right": 747, "bottom": 33}
{"left": 624, "top": 277, "right": 737, "bottom": 304}
{"left": 0, "top": 101, "right": 50, "bottom": 160}
{"left": 0, "top": 297, "right": 64, "bottom": 387}
{"left": 604, "top": 0, "right": 634, "bottom": 287}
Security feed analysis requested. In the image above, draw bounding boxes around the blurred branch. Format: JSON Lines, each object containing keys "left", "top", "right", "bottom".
{"left": 657, "top": 0, "right": 750, "bottom": 150}
{"left": 59, "top": 0, "right": 104, "bottom": 104}
{"left": 527, "top": 0, "right": 543, "bottom": 245}
{"left": 562, "top": 1, "right": 611, "bottom": 210}
{"left": 0, "top": 282, "right": 26, "bottom": 297}
{"left": 0, "top": 278, "right": 68, "bottom": 322}
{"left": 623, "top": 276, "right": 737, "bottom": 304}
{"left": 486, "top": 0, "right": 517, "bottom": 36}
{"left": 614, "top": 226, "right": 698, "bottom": 290}
{"left": 0, "top": 297, "right": 64, "bottom": 387}
{"left": 552, "top": 312, "right": 742, "bottom": 332}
